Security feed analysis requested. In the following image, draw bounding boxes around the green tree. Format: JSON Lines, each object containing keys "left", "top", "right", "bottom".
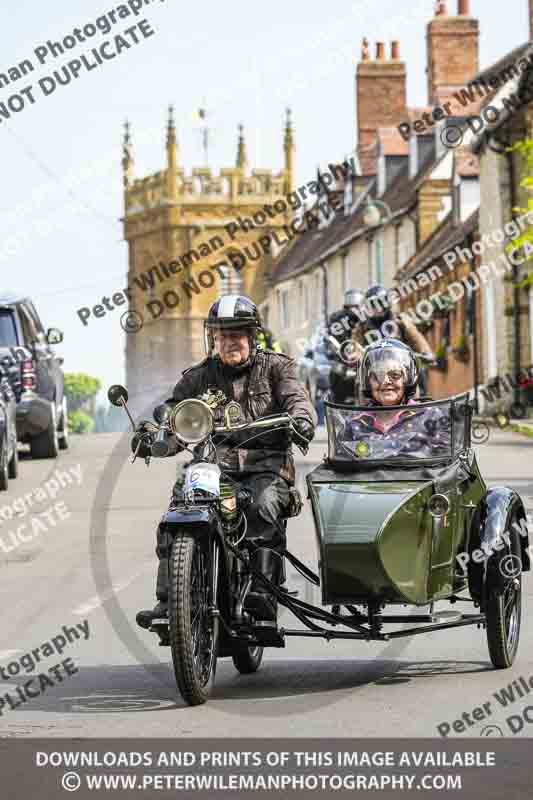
{"left": 64, "top": 373, "right": 102, "bottom": 413}
{"left": 64, "top": 372, "right": 101, "bottom": 434}
{"left": 68, "top": 410, "right": 94, "bottom": 434}
{"left": 506, "top": 138, "right": 533, "bottom": 286}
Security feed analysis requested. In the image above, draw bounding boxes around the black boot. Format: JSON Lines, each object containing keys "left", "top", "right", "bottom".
{"left": 136, "top": 600, "right": 168, "bottom": 630}
{"left": 137, "top": 560, "right": 169, "bottom": 630}
{"left": 244, "top": 547, "right": 283, "bottom": 622}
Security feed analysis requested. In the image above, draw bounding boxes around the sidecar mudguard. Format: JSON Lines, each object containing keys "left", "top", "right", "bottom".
{"left": 468, "top": 487, "right": 529, "bottom": 605}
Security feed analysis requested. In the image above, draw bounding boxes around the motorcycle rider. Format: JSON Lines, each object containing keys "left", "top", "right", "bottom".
{"left": 352, "top": 283, "right": 434, "bottom": 395}
{"left": 135, "top": 295, "right": 317, "bottom": 628}
{"left": 326, "top": 289, "right": 365, "bottom": 403}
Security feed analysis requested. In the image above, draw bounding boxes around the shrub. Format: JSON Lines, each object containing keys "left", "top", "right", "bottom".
{"left": 68, "top": 410, "right": 94, "bottom": 434}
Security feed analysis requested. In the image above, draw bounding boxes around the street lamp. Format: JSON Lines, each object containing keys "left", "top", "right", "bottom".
{"left": 363, "top": 198, "right": 391, "bottom": 284}
{"left": 363, "top": 197, "right": 391, "bottom": 228}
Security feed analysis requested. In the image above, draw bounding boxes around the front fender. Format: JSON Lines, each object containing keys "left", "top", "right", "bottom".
{"left": 468, "top": 487, "right": 529, "bottom": 605}
{"left": 160, "top": 505, "right": 216, "bottom": 527}
{"left": 158, "top": 503, "right": 233, "bottom": 612}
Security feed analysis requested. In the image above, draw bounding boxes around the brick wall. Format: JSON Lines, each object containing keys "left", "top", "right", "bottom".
{"left": 426, "top": 6, "right": 479, "bottom": 104}
{"left": 356, "top": 42, "right": 407, "bottom": 173}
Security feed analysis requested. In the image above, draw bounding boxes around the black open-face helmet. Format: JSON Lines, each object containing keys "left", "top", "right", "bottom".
{"left": 204, "top": 294, "right": 261, "bottom": 359}
{"left": 359, "top": 339, "right": 419, "bottom": 402}
{"left": 364, "top": 283, "right": 391, "bottom": 326}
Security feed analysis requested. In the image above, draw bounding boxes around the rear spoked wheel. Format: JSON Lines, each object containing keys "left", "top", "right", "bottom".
{"left": 486, "top": 572, "right": 522, "bottom": 669}
{"left": 169, "top": 533, "right": 218, "bottom": 705}
{"left": 232, "top": 643, "right": 264, "bottom": 674}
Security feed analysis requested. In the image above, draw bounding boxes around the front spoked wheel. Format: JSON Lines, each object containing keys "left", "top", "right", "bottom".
{"left": 169, "top": 533, "right": 218, "bottom": 705}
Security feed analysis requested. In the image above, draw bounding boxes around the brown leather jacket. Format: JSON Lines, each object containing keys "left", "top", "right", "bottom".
{"left": 166, "top": 350, "right": 317, "bottom": 484}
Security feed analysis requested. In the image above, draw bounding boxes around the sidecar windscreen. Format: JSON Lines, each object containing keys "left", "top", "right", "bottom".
{"left": 325, "top": 394, "right": 471, "bottom": 469}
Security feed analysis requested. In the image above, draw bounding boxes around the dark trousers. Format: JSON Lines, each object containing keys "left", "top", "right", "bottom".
{"left": 155, "top": 472, "right": 290, "bottom": 601}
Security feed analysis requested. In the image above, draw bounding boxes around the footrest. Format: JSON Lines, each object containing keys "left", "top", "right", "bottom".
{"left": 430, "top": 610, "right": 462, "bottom": 624}
{"left": 150, "top": 619, "right": 169, "bottom": 646}
{"left": 252, "top": 621, "right": 285, "bottom": 648}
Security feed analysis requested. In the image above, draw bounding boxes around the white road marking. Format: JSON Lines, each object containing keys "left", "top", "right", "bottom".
{"left": 72, "top": 567, "right": 149, "bottom": 616}
{"left": 0, "top": 650, "right": 22, "bottom": 660}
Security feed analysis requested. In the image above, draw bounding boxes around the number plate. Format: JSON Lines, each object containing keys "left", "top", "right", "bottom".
{"left": 184, "top": 462, "right": 221, "bottom": 496}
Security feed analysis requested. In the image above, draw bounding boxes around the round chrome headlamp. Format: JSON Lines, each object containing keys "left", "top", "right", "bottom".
{"left": 428, "top": 493, "right": 450, "bottom": 519}
{"left": 169, "top": 399, "right": 214, "bottom": 444}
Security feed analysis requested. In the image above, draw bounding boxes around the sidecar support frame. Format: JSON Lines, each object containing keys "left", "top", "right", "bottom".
{"left": 269, "top": 583, "right": 486, "bottom": 643}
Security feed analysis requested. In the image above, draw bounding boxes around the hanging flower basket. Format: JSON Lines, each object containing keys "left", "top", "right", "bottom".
{"left": 452, "top": 336, "right": 470, "bottom": 363}
{"left": 434, "top": 344, "right": 448, "bottom": 372}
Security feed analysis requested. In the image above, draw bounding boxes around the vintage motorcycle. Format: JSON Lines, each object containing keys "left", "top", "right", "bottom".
{"left": 109, "top": 385, "right": 529, "bottom": 707}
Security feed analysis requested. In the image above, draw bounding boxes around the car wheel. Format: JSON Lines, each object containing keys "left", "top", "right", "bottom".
{"left": 58, "top": 396, "right": 69, "bottom": 451}
{"left": 30, "top": 405, "right": 59, "bottom": 459}
{"left": 0, "top": 434, "right": 8, "bottom": 491}
{"left": 8, "top": 439, "right": 18, "bottom": 479}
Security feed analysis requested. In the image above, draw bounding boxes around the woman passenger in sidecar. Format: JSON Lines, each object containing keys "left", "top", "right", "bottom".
{"left": 343, "top": 340, "right": 451, "bottom": 460}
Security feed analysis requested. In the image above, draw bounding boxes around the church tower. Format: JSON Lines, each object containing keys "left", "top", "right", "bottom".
{"left": 122, "top": 108, "right": 294, "bottom": 411}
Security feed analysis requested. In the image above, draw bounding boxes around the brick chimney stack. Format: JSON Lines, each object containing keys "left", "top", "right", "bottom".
{"left": 426, "top": 0, "right": 479, "bottom": 105}
{"left": 356, "top": 38, "right": 407, "bottom": 175}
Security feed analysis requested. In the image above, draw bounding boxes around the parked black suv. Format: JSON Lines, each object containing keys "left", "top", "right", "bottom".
{"left": 0, "top": 295, "right": 67, "bottom": 458}
{"left": 0, "top": 372, "right": 18, "bottom": 488}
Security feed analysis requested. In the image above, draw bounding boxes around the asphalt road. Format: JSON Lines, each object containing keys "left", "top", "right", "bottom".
{"left": 0, "top": 427, "right": 532, "bottom": 739}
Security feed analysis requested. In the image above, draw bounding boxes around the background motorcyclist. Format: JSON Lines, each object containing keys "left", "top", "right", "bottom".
{"left": 256, "top": 326, "right": 282, "bottom": 353}
{"left": 135, "top": 295, "right": 317, "bottom": 629}
{"left": 326, "top": 288, "right": 365, "bottom": 403}
{"left": 352, "top": 283, "right": 434, "bottom": 396}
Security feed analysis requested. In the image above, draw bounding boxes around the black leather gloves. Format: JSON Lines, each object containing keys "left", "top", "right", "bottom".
{"left": 131, "top": 420, "right": 154, "bottom": 459}
{"left": 293, "top": 417, "right": 315, "bottom": 444}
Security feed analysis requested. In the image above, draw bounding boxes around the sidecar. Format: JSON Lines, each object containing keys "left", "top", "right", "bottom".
{"left": 288, "top": 394, "right": 530, "bottom": 668}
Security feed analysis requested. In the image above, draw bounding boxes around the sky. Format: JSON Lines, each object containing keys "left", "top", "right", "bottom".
{"left": 0, "top": 0, "right": 529, "bottom": 403}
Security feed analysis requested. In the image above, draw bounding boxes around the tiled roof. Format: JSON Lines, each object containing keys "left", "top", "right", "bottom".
{"left": 272, "top": 150, "right": 440, "bottom": 285}
{"left": 396, "top": 208, "right": 479, "bottom": 281}
{"left": 474, "top": 41, "right": 531, "bottom": 86}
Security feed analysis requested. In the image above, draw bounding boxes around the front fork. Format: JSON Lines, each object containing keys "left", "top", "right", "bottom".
{"left": 209, "top": 537, "right": 220, "bottom": 626}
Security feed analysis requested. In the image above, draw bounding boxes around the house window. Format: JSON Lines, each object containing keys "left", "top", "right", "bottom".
{"left": 280, "top": 289, "right": 290, "bottom": 330}
{"left": 367, "top": 236, "right": 373, "bottom": 285}
{"left": 303, "top": 281, "right": 310, "bottom": 323}
{"left": 341, "top": 252, "right": 350, "bottom": 293}
{"left": 394, "top": 224, "right": 400, "bottom": 269}
{"left": 375, "top": 233, "right": 384, "bottom": 284}
{"left": 344, "top": 179, "right": 353, "bottom": 214}
{"left": 484, "top": 284, "right": 498, "bottom": 379}
{"left": 219, "top": 263, "right": 242, "bottom": 295}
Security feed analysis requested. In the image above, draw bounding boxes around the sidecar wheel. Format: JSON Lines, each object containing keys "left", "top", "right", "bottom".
{"left": 231, "top": 644, "right": 264, "bottom": 674}
{"left": 486, "top": 573, "right": 522, "bottom": 669}
{"left": 169, "top": 532, "right": 218, "bottom": 706}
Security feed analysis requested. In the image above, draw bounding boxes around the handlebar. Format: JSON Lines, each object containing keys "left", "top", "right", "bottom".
{"left": 138, "top": 412, "right": 310, "bottom": 459}
{"left": 213, "top": 413, "right": 292, "bottom": 435}
{"left": 151, "top": 426, "right": 172, "bottom": 458}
